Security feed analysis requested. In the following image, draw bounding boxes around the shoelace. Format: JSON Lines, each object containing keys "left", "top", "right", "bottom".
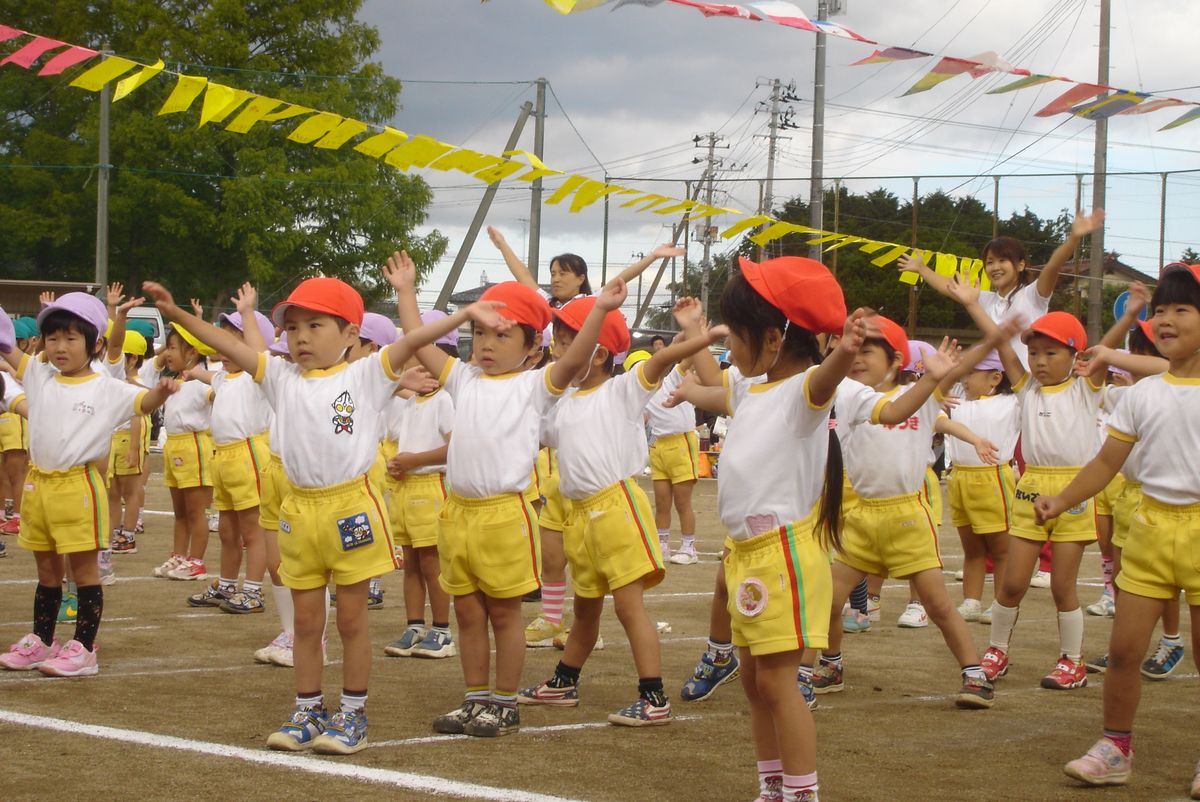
{"left": 1150, "top": 640, "right": 1178, "bottom": 665}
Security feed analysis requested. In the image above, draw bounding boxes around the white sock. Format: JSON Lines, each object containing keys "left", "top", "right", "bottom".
{"left": 989, "top": 603, "right": 1020, "bottom": 652}
{"left": 1058, "top": 608, "right": 1084, "bottom": 660}
{"left": 272, "top": 582, "right": 294, "bottom": 634}
{"left": 323, "top": 587, "right": 332, "bottom": 640}
{"left": 681, "top": 534, "right": 695, "bottom": 548}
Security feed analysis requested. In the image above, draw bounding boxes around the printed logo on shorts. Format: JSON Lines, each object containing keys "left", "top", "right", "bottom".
{"left": 735, "top": 577, "right": 768, "bottom": 617}
{"left": 331, "top": 391, "right": 355, "bottom": 434}
{"left": 278, "top": 520, "right": 292, "bottom": 534}
{"left": 1067, "top": 500, "right": 1089, "bottom": 515}
{"left": 338, "top": 512, "right": 374, "bottom": 551}
{"left": 172, "top": 457, "right": 184, "bottom": 467}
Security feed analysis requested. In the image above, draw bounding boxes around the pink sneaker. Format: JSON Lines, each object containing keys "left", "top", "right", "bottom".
{"left": 0, "top": 633, "right": 61, "bottom": 670}
{"left": 0, "top": 515, "right": 20, "bottom": 535}
{"left": 38, "top": 639, "right": 99, "bottom": 677}
{"left": 167, "top": 558, "right": 207, "bottom": 581}
{"left": 1064, "top": 738, "right": 1131, "bottom": 786}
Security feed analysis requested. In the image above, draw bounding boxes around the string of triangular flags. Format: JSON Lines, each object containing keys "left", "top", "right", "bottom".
{"left": 0, "top": 23, "right": 990, "bottom": 289}
{"left": 541, "top": 0, "right": 1200, "bottom": 130}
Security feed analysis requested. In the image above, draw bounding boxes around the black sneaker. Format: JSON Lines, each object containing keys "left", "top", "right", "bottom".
{"left": 187, "top": 579, "right": 233, "bottom": 608}
{"left": 955, "top": 675, "right": 994, "bottom": 709}
{"left": 1085, "top": 653, "right": 1109, "bottom": 674}
{"left": 464, "top": 703, "right": 520, "bottom": 737}
{"left": 432, "top": 699, "right": 488, "bottom": 734}
{"left": 522, "top": 588, "right": 542, "bottom": 602}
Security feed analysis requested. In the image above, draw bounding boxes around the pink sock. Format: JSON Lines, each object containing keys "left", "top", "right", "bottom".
{"left": 541, "top": 581, "right": 567, "bottom": 625}
{"left": 757, "top": 759, "right": 783, "bottom": 799}
{"left": 783, "top": 772, "right": 818, "bottom": 802}
{"left": 1101, "top": 557, "right": 1114, "bottom": 596}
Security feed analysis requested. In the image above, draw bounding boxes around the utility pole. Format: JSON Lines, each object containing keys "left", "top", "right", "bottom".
{"left": 1087, "top": 0, "right": 1110, "bottom": 344}
{"left": 528, "top": 77, "right": 548, "bottom": 281}
{"left": 694, "top": 133, "right": 728, "bottom": 316}
{"left": 808, "top": 0, "right": 828, "bottom": 261}
{"left": 757, "top": 78, "right": 800, "bottom": 260}
{"left": 94, "top": 44, "right": 111, "bottom": 287}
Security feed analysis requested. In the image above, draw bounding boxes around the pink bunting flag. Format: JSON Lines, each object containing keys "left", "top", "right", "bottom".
{"left": 852, "top": 47, "right": 931, "bottom": 66}
{"left": 902, "top": 57, "right": 978, "bottom": 96}
{"left": 668, "top": 0, "right": 756, "bottom": 20}
{"left": 37, "top": 45, "right": 98, "bottom": 76}
{"left": 1034, "top": 83, "right": 1107, "bottom": 117}
{"left": 0, "top": 35, "right": 67, "bottom": 68}
{"left": 0, "top": 24, "right": 23, "bottom": 41}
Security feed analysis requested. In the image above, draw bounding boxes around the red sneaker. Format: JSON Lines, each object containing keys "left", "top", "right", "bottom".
{"left": 980, "top": 646, "right": 1009, "bottom": 680}
{"left": 0, "top": 516, "right": 21, "bottom": 536}
{"left": 1041, "top": 655, "right": 1088, "bottom": 690}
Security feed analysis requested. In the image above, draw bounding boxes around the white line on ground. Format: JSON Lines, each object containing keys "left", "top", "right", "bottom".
{"left": 367, "top": 714, "right": 706, "bottom": 749}
{"left": 0, "top": 708, "right": 588, "bottom": 802}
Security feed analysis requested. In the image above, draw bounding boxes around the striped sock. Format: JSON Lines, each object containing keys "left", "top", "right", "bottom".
{"left": 492, "top": 690, "right": 518, "bottom": 708}
{"left": 465, "top": 686, "right": 490, "bottom": 704}
{"left": 782, "top": 772, "right": 818, "bottom": 802}
{"left": 340, "top": 690, "right": 367, "bottom": 714}
{"left": 1100, "top": 557, "right": 1114, "bottom": 596}
{"left": 848, "top": 578, "right": 870, "bottom": 615}
{"left": 218, "top": 576, "right": 237, "bottom": 592}
{"left": 243, "top": 580, "right": 262, "bottom": 596}
{"left": 757, "top": 759, "right": 783, "bottom": 800}
{"left": 541, "top": 581, "right": 567, "bottom": 625}
{"left": 706, "top": 638, "right": 734, "bottom": 664}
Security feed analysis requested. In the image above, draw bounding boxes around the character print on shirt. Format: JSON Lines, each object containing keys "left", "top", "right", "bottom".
{"left": 332, "top": 391, "right": 355, "bottom": 434}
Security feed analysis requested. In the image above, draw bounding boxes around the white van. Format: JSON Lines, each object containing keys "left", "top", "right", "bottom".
{"left": 127, "top": 306, "right": 167, "bottom": 350}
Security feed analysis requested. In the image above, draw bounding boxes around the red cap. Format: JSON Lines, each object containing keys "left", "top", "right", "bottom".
{"left": 1136, "top": 318, "right": 1155, "bottom": 343}
{"left": 738, "top": 256, "right": 846, "bottom": 334}
{"left": 1021, "top": 311, "right": 1086, "bottom": 351}
{"left": 869, "top": 314, "right": 910, "bottom": 368}
{"left": 1162, "top": 262, "right": 1200, "bottom": 286}
{"left": 552, "top": 296, "right": 631, "bottom": 356}
{"left": 271, "top": 278, "right": 364, "bottom": 327}
{"left": 480, "top": 281, "right": 552, "bottom": 332}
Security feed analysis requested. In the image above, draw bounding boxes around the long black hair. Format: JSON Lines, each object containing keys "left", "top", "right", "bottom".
{"left": 720, "top": 271, "right": 844, "bottom": 551}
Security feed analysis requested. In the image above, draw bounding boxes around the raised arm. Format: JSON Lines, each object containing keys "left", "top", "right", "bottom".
{"left": 549, "top": 279, "right": 627, "bottom": 390}
{"left": 945, "top": 274, "right": 1026, "bottom": 387}
{"left": 665, "top": 296, "right": 722, "bottom": 387}
{"left": 1099, "top": 280, "right": 1149, "bottom": 350}
{"left": 935, "top": 416, "right": 999, "bottom": 465}
{"left": 105, "top": 282, "right": 139, "bottom": 364}
{"left": 1080, "top": 346, "right": 1168, "bottom": 380}
{"left": 1038, "top": 208, "right": 1104, "bottom": 299}
{"left": 642, "top": 324, "right": 728, "bottom": 387}
{"left": 1034, "top": 436, "right": 1132, "bottom": 523}
{"left": 142, "top": 282, "right": 260, "bottom": 375}
{"left": 897, "top": 251, "right": 954, "bottom": 297}
{"left": 668, "top": 371, "right": 729, "bottom": 416}
{"left": 487, "top": 226, "right": 538, "bottom": 291}
{"left": 612, "top": 245, "right": 685, "bottom": 287}
{"left": 139, "top": 376, "right": 180, "bottom": 414}
{"left": 876, "top": 337, "right": 958, "bottom": 425}
{"left": 387, "top": 250, "right": 454, "bottom": 379}
{"left": 232, "top": 283, "right": 267, "bottom": 353}
{"left": 938, "top": 316, "right": 1025, "bottom": 391}
{"left": 809, "top": 308, "right": 871, "bottom": 407}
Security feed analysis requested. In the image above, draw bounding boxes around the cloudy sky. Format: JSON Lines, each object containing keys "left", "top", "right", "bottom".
{"left": 359, "top": 0, "right": 1200, "bottom": 311}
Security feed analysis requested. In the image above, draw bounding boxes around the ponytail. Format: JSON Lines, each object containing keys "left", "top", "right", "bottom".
{"left": 817, "top": 420, "right": 844, "bottom": 554}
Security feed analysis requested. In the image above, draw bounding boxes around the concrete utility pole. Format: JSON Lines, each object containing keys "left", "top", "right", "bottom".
{"left": 808, "top": 0, "right": 828, "bottom": 261}
{"left": 94, "top": 44, "right": 111, "bottom": 287}
{"left": 528, "top": 78, "right": 548, "bottom": 281}
{"left": 763, "top": 79, "right": 781, "bottom": 222}
{"left": 1087, "top": 0, "right": 1111, "bottom": 344}
{"left": 695, "top": 132, "right": 726, "bottom": 315}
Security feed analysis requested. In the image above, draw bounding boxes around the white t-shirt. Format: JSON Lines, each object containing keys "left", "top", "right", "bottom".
{"left": 545, "top": 365, "right": 659, "bottom": 499}
{"left": 163, "top": 379, "right": 212, "bottom": 435}
{"left": 947, "top": 393, "right": 1021, "bottom": 467}
{"left": 439, "top": 357, "right": 564, "bottom": 497}
{"left": 978, "top": 282, "right": 1051, "bottom": 368}
{"left": 254, "top": 349, "right": 402, "bottom": 489}
{"left": 1107, "top": 374, "right": 1199, "bottom": 503}
{"left": 17, "top": 356, "right": 145, "bottom": 471}
{"left": 384, "top": 391, "right": 454, "bottom": 475}
{"left": 1, "top": 374, "right": 25, "bottom": 412}
{"left": 645, "top": 366, "right": 695, "bottom": 439}
{"left": 1014, "top": 373, "right": 1104, "bottom": 467}
{"left": 137, "top": 360, "right": 160, "bottom": 389}
{"left": 718, "top": 369, "right": 875, "bottom": 540}
{"left": 1099, "top": 385, "right": 1143, "bottom": 481}
{"left": 210, "top": 370, "right": 272, "bottom": 445}
{"left": 841, "top": 383, "right": 944, "bottom": 498}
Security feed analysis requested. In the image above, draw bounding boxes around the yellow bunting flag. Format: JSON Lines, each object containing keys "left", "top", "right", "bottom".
{"left": 68, "top": 55, "right": 138, "bottom": 91}
{"left": 199, "top": 83, "right": 253, "bottom": 126}
{"left": 472, "top": 158, "right": 529, "bottom": 184}
{"left": 720, "top": 215, "right": 775, "bottom": 239}
{"left": 749, "top": 222, "right": 811, "bottom": 247}
{"left": 111, "top": 58, "right": 163, "bottom": 102}
{"left": 158, "top": 74, "right": 207, "bottom": 115}
{"left": 286, "top": 112, "right": 369, "bottom": 149}
{"left": 225, "top": 96, "right": 312, "bottom": 134}
{"left": 545, "top": 175, "right": 633, "bottom": 213}
{"left": 352, "top": 126, "right": 408, "bottom": 158}
{"left": 870, "top": 243, "right": 910, "bottom": 269}
{"left": 428, "top": 148, "right": 507, "bottom": 175}
{"left": 383, "top": 135, "right": 457, "bottom": 170}
{"left": 934, "top": 252, "right": 958, "bottom": 276}
{"left": 504, "top": 149, "right": 564, "bottom": 182}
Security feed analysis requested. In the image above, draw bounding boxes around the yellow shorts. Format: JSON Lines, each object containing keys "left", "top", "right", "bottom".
{"left": 164, "top": 431, "right": 214, "bottom": 489}
{"left": 723, "top": 512, "right": 831, "bottom": 656}
{"left": 18, "top": 465, "right": 109, "bottom": 554}
{"left": 836, "top": 492, "right": 941, "bottom": 579}
{"left": 368, "top": 441, "right": 391, "bottom": 491}
{"left": 649, "top": 430, "right": 699, "bottom": 484}
{"left": 386, "top": 471, "right": 448, "bottom": 548}
{"left": 1011, "top": 466, "right": 1097, "bottom": 543}
{"left": 921, "top": 466, "right": 943, "bottom": 526}
{"left": 524, "top": 447, "right": 550, "bottom": 507}
{"left": 1111, "top": 480, "right": 1143, "bottom": 550}
{"left": 212, "top": 435, "right": 269, "bottom": 512}
{"left": 257, "top": 452, "right": 290, "bottom": 531}
{"left": 1116, "top": 496, "right": 1200, "bottom": 606}
{"left": 276, "top": 475, "right": 399, "bottom": 590}
{"left": 841, "top": 473, "right": 859, "bottom": 518}
{"left": 438, "top": 492, "right": 540, "bottom": 598}
{"left": 1095, "top": 472, "right": 1126, "bottom": 517}
{"left": 0, "top": 411, "right": 28, "bottom": 452}
{"left": 538, "top": 465, "right": 571, "bottom": 533}
{"left": 563, "top": 478, "right": 664, "bottom": 598}
{"left": 107, "top": 427, "right": 147, "bottom": 479}
{"left": 948, "top": 464, "right": 1015, "bottom": 535}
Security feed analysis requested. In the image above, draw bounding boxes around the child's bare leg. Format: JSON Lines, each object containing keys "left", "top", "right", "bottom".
{"left": 182, "top": 486, "right": 212, "bottom": 559}
{"left": 169, "top": 487, "right": 189, "bottom": 555}
{"left": 959, "top": 525, "right": 986, "bottom": 601}
{"left": 292, "top": 587, "right": 328, "bottom": 693}
{"left": 237, "top": 507, "right": 266, "bottom": 583}
{"left": 416, "top": 545, "right": 450, "bottom": 624}
{"left": 910, "top": 568, "right": 979, "bottom": 666}
{"left": 825, "top": 562, "right": 867, "bottom": 658}
{"left": 217, "top": 511, "right": 241, "bottom": 581}
{"left": 562, "top": 595, "right": 604, "bottom": 667}
{"left": 402, "top": 545, "right": 427, "bottom": 623}
{"left": 454, "top": 591, "right": 490, "bottom": 688}
{"left": 613, "top": 579, "right": 661, "bottom": 678}
{"left": 486, "top": 595, "right": 526, "bottom": 693}
{"left": 1103, "top": 592, "right": 1161, "bottom": 731}
{"left": 755, "top": 650, "right": 814, "bottom": 775}
{"left": 984, "top": 531, "right": 1009, "bottom": 595}
{"left": 334, "top": 580, "right": 371, "bottom": 690}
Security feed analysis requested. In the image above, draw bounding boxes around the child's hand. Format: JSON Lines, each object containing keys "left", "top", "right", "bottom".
{"left": 596, "top": 278, "right": 627, "bottom": 311}
{"left": 896, "top": 251, "right": 927, "bottom": 274}
{"left": 974, "top": 438, "right": 1000, "bottom": 465}
{"left": 124, "top": 448, "right": 138, "bottom": 469}
{"left": 400, "top": 365, "right": 438, "bottom": 394}
{"left": 388, "top": 452, "right": 424, "bottom": 479}
{"left": 707, "top": 324, "right": 730, "bottom": 343}
{"left": 663, "top": 371, "right": 697, "bottom": 408}
{"left": 486, "top": 226, "right": 507, "bottom": 249}
{"left": 182, "top": 365, "right": 205, "bottom": 381}
{"left": 993, "top": 315, "right": 1025, "bottom": 344}
{"left": 106, "top": 282, "right": 125, "bottom": 309}
{"left": 466, "top": 301, "right": 512, "bottom": 332}
{"left": 156, "top": 376, "right": 181, "bottom": 396}
{"left": 232, "top": 282, "right": 258, "bottom": 316}
{"left": 1071, "top": 207, "right": 1105, "bottom": 238}
{"left": 672, "top": 297, "right": 703, "bottom": 331}
{"left": 383, "top": 250, "right": 417, "bottom": 292}
{"left": 142, "top": 282, "right": 177, "bottom": 311}
{"left": 923, "top": 336, "right": 960, "bottom": 381}
{"left": 837, "top": 308, "right": 870, "bottom": 355}
{"left": 39, "top": 291, "right": 55, "bottom": 307}
{"left": 190, "top": 298, "right": 204, "bottom": 319}
{"left": 941, "top": 394, "right": 962, "bottom": 411}
{"left": 115, "top": 296, "right": 144, "bottom": 318}
{"left": 946, "top": 273, "right": 981, "bottom": 307}
{"left": 1126, "top": 281, "right": 1150, "bottom": 318}
{"left": 651, "top": 244, "right": 685, "bottom": 260}
{"left": 1034, "top": 494, "right": 1065, "bottom": 525}
{"left": 1077, "top": 345, "right": 1111, "bottom": 378}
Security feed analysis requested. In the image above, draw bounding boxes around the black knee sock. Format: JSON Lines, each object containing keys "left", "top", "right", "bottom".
{"left": 638, "top": 677, "right": 667, "bottom": 706}
{"left": 74, "top": 585, "right": 103, "bottom": 652}
{"left": 549, "top": 661, "right": 582, "bottom": 688}
{"left": 33, "top": 584, "right": 61, "bottom": 646}
{"left": 848, "top": 578, "right": 870, "bottom": 615}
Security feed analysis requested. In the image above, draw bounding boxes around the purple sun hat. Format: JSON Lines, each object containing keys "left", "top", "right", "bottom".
{"left": 268, "top": 331, "right": 289, "bottom": 356}
{"left": 219, "top": 310, "right": 275, "bottom": 347}
{"left": 37, "top": 292, "right": 109, "bottom": 338}
{"left": 360, "top": 312, "right": 399, "bottom": 348}
{"left": 904, "top": 340, "right": 939, "bottom": 374}
{"left": 974, "top": 350, "right": 1004, "bottom": 372}
{"left": 421, "top": 310, "right": 459, "bottom": 347}
{"left": 0, "top": 310, "right": 15, "bottom": 353}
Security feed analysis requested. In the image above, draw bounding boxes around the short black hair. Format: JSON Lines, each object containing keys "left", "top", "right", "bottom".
{"left": 40, "top": 309, "right": 100, "bottom": 356}
{"left": 518, "top": 323, "right": 538, "bottom": 349}
{"left": 1151, "top": 269, "right": 1200, "bottom": 311}
{"left": 1128, "top": 324, "right": 1161, "bottom": 357}
{"left": 549, "top": 253, "right": 592, "bottom": 296}
{"left": 650, "top": 335, "right": 666, "bottom": 345}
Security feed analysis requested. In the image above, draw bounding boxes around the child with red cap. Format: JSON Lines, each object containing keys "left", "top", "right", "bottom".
{"left": 388, "top": 249, "right": 622, "bottom": 738}
{"left": 518, "top": 295, "right": 725, "bottom": 726}
{"left": 142, "top": 270, "right": 497, "bottom": 755}
{"left": 0, "top": 295, "right": 177, "bottom": 677}
{"left": 951, "top": 283, "right": 1104, "bottom": 691}
{"left": 1032, "top": 264, "right": 1200, "bottom": 796}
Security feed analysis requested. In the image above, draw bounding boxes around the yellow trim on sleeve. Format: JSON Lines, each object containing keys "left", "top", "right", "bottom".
{"left": 15, "top": 352, "right": 30, "bottom": 382}
{"left": 1012, "top": 373, "right": 1029, "bottom": 393}
{"left": 933, "top": 386, "right": 948, "bottom": 403}
{"left": 252, "top": 352, "right": 268, "bottom": 384}
{"left": 207, "top": 389, "right": 215, "bottom": 404}
{"left": 722, "top": 368, "right": 734, "bottom": 413}
{"left": 380, "top": 346, "right": 402, "bottom": 382}
{"left": 106, "top": 353, "right": 123, "bottom": 366}
{"left": 1085, "top": 374, "right": 1105, "bottom": 392}
{"left": 802, "top": 369, "right": 833, "bottom": 411}
{"left": 133, "top": 389, "right": 149, "bottom": 416}
{"left": 437, "top": 356, "right": 458, "bottom": 387}
{"left": 544, "top": 366, "right": 565, "bottom": 396}
{"left": 635, "top": 363, "right": 660, "bottom": 392}
{"left": 868, "top": 394, "right": 890, "bottom": 425}
{"left": 9, "top": 393, "right": 26, "bottom": 413}
{"left": 1106, "top": 426, "right": 1137, "bottom": 444}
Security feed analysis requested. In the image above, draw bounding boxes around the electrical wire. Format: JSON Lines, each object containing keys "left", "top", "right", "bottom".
{"left": 547, "top": 82, "right": 607, "bottom": 174}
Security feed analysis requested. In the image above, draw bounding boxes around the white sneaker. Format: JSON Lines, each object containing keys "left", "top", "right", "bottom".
{"left": 669, "top": 543, "right": 698, "bottom": 565}
{"left": 957, "top": 598, "right": 982, "bottom": 622}
{"left": 255, "top": 631, "right": 293, "bottom": 665}
{"left": 1030, "top": 570, "right": 1051, "bottom": 588}
{"left": 152, "top": 554, "right": 185, "bottom": 578}
{"left": 954, "top": 569, "right": 964, "bottom": 581}
{"left": 207, "top": 512, "right": 220, "bottom": 533}
{"left": 979, "top": 602, "right": 994, "bottom": 625}
{"left": 1086, "top": 592, "right": 1115, "bottom": 617}
{"left": 97, "top": 550, "right": 116, "bottom": 586}
{"left": 897, "top": 602, "right": 929, "bottom": 628}
{"left": 166, "top": 558, "right": 207, "bottom": 581}
{"left": 659, "top": 539, "right": 671, "bottom": 561}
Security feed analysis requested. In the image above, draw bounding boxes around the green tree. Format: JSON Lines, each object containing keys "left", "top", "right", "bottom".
{"left": 0, "top": 0, "right": 446, "bottom": 310}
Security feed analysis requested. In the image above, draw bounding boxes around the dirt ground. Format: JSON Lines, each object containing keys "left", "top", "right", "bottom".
{"left": 1, "top": 464, "right": 1196, "bottom": 802}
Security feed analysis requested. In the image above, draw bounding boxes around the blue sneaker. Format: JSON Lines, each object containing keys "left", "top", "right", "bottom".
{"left": 312, "top": 709, "right": 369, "bottom": 754}
{"left": 1141, "top": 637, "right": 1185, "bottom": 680}
{"left": 383, "top": 625, "right": 426, "bottom": 657}
{"left": 842, "top": 603, "right": 871, "bottom": 633}
{"left": 797, "top": 669, "right": 818, "bottom": 710}
{"left": 266, "top": 706, "right": 327, "bottom": 751}
{"left": 412, "top": 628, "right": 458, "bottom": 659}
{"left": 680, "top": 652, "right": 740, "bottom": 702}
